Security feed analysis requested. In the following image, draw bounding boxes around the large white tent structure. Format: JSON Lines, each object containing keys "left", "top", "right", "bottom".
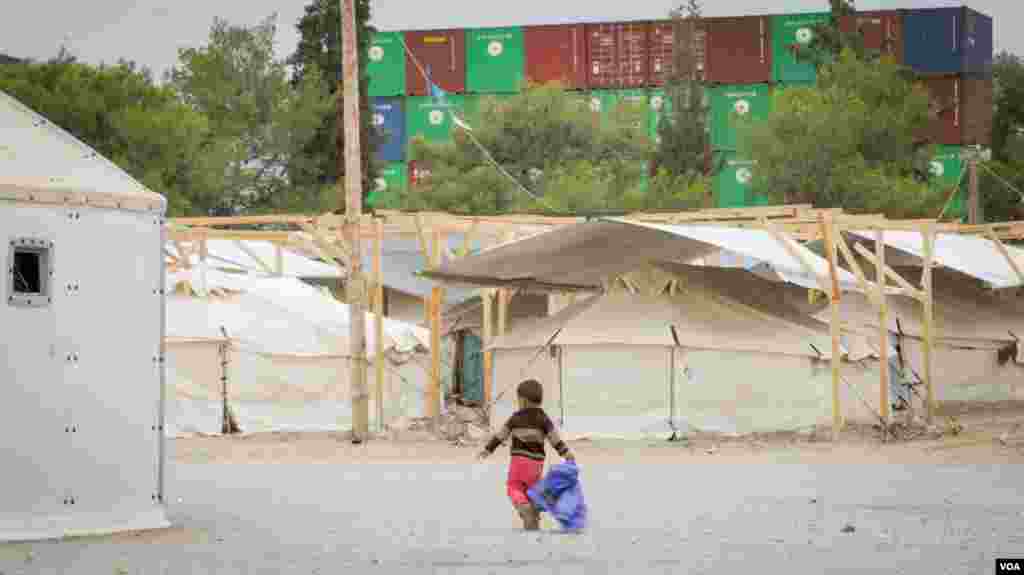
{"left": 165, "top": 268, "right": 436, "bottom": 435}
{"left": 0, "top": 90, "right": 169, "bottom": 540}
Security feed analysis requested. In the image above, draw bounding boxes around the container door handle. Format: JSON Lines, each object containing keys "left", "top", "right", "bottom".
{"left": 953, "top": 16, "right": 958, "bottom": 53}
{"left": 760, "top": 18, "right": 766, "bottom": 63}
{"left": 953, "top": 78, "right": 960, "bottom": 128}
{"left": 572, "top": 28, "right": 578, "bottom": 73}
{"left": 450, "top": 34, "right": 456, "bottom": 71}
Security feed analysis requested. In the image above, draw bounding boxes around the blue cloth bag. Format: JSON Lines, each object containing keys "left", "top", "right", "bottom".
{"left": 527, "top": 461, "right": 588, "bottom": 532}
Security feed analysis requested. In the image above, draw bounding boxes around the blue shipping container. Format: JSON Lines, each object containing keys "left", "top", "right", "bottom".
{"left": 904, "top": 7, "right": 993, "bottom": 77}
{"left": 372, "top": 97, "right": 406, "bottom": 163}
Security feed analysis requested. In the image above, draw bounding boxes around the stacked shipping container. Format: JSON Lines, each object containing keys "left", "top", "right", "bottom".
{"left": 360, "top": 6, "right": 992, "bottom": 213}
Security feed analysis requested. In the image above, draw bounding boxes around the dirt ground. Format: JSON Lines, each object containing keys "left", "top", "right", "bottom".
{"left": 172, "top": 402, "right": 1024, "bottom": 466}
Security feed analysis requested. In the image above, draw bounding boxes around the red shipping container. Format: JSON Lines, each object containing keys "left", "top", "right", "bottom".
{"left": 524, "top": 24, "right": 587, "bottom": 90}
{"left": 919, "top": 75, "right": 992, "bottom": 146}
{"left": 838, "top": 11, "right": 904, "bottom": 62}
{"left": 586, "top": 22, "right": 650, "bottom": 88}
{"left": 649, "top": 19, "right": 706, "bottom": 85}
{"left": 705, "top": 16, "right": 771, "bottom": 85}
{"left": 404, "top": 30, "right": 466, "bottom": 97}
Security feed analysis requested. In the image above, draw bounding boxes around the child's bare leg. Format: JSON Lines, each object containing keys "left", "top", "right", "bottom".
{"left": 515, "top": 503, "right": 540, "bottom": 531}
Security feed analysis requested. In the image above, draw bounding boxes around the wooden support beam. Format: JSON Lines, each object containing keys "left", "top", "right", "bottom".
{"left": 429, "top": 229, "right": 444, "bottom": 423}
{"left": 299, "top": 224, "right": 351, "bottom": 262}
{"left": 920, "top": 227, "right": 937, "bottom": 424}
{"left": 172, "top": 240, "right": 193, "bottom": 270}
{"left": 232, "top": 240, "right": 276, "bottom": 275}
{"left": 373, "top": 219, "right": 385, "bottom": 432}
{"left": 835, "top": 232, "right": 881, "bottom": 306}
{"left": 759, "top": 218, "right": 831, "bottom": 293}
{"left": 984, "top": 230, "right": 1024, "bottom": 286}
{"left": 482, "top": 288, "right": 494, "bottom": 429}
{"left": 852, "top": 243, "right": 927, "bottom": 302}
{"left": 167, "top": 229, "right": 295, "bottom": 243}
{"left": 288, "top": 232, "right": 344, "bottom": 269}
{"left": 821, "top": 214, "right": 843, "bottom": 441}
{"left": 170, "top": 214, "right": 317, "bottom": 227}
{"left": 876, "top": 230, "right": 891, "bottom": 424}
{"left": 274, "top": 245, "right": 284, "bottom": 276}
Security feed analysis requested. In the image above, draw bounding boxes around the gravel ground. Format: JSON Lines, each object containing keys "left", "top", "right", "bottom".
{"left": 2, "top": 459, "right": 1023, "bottom": 574}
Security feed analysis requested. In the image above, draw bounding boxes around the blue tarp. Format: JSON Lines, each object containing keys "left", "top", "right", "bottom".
{"left": 527, "top": 461, "right": 587, "bottom": 532}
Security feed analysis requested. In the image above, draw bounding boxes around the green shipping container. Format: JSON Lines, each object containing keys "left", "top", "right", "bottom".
{"left": 771, "top": 12, "right": 830, "bottom": 85}
{"left": 931, "top": 145, "right": 965, "bottom": 219}
{"left": 648, "top": 89, "right": 670, "bottom": 144}
{"left": 367, "top": 32, "right": 406, "bottom": 97}
{"left": 461, "top": 93, "right": 516, "bottom": 129}
{"left": 367, "top": 162, "right": 408, "bottom": 208}
{"left": 406, "top": 95, "right": 467, "bottom": 145}
{"left": 466, "top": 27, "right": 525, "bottom": 94}
{"left": 713, "top": 152, "right": 770, "bottom": 208}
{"left": 708, "top": 84, "right": 771, "bottom": 152}
{"left": 590, "top": 89, "right": 649, "bottom": 133}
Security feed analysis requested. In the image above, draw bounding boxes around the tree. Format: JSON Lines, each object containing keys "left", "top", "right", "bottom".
{"left": 288, "top": 0, "right": 377, "bottom": 209}
{"left": 738, "top": 50, "right": 940, "bottom": 217}
{"left": 171, "top": 15, "right": 332, "bottom": 213}
{"left": 980, "top": 52, "right": 1024, "bottom": 222}
{"left": 652, "top": 0, "right": 709, "bottom": 186}
{"left": 401, "top": 84, "right": 697, "bottom": 214}
{"left": 0, "top": 57, "right": 225, "bottom": 215}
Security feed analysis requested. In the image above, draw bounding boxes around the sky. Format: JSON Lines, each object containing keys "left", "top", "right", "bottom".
{"left": 1, "top": 0, "right": 1019, "bottom": 80}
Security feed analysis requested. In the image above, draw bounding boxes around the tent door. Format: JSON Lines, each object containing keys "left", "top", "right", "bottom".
{"left": 460, "top": 332, "right": 485, "bottom": 404}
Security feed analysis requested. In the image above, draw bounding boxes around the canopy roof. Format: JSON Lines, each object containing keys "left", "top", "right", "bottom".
{"left": 424, "top": 218, "right": 858, "bottom": 292}
{"left": 847, "top": 230, "right": 1024, "bottom": 290}
{"left": 0, "top": 90, "right": 165, "bottom": 213}
{"left": 166, "top": 240, "right": 342, "bottom": 279}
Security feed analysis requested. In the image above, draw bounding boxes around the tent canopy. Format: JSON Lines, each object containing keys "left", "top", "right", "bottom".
{"left": 167, "top": 239, "right": 342, "bottom": 279}
{"left": 847, "top": 230, "right": 1024, "bottom": 290}
{"left": 423, "top": 218, "right": 859, "bottom": 292}
{"left": 0, "top": 89, "right": 164, "bottom": 212}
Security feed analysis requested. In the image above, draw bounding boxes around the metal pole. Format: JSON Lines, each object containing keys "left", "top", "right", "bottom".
{"left": 341, "top": 0, "right": 368, "bottom": 442}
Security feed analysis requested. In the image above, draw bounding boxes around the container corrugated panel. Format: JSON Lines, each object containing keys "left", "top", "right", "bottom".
{"left": 713, "top": 151, "right": 758, "bottom": 208}
{"left": 930, "top": 145, "right": 964, "bottom": 219}
{"left": 919, "top": 75, "right": 992, "bottom": 146}
{"left": 466, "top": 27, "right": 525, "bottom": 94}
{"left": 404, "top": 30, "right": 466, "bottom": 97}
{"left": 838, "top": 11, "right": 903, "bottom": 63}
{"left": 368, "top": 162, "right": 408, "bottom": 209}
{"left": 649, "top": 20, "right": 706, "bottom": 86}
{"left": 371, "top": 97, "right": 405, "bottom": 163}
{"left": 589, "top": 89, "right": 648, "bottom": 131}
{"left": 771, "top": 12, "right": 830, "bottom": 85}
{"left": 705, "top": 16, "right": 771, "bottom": 85}
{"left": 904, "top": 7, "right": 993, "bottom": 77}
{"left": 406, "top": 95, "right": 467, "bottom": 144}
{"left": 524, "top": 24, "right": 587, "bottom": 90}
{"left": 586, "top": 22, "right": 650, "bottom": 88}
{"left": 367, "top": 31, "right": 407, "bottom": 97}
{"left": 708, "top": 83, "right": 771, "bottom": 151}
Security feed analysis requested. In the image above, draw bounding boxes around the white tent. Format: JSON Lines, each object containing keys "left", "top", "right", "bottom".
{"left": 166, "top": 239, "right": 342, "bottom": 279}
{"left": 489, "top": 266, "right": 881, "bottom": 438}
{"left": 0, "top": 90, "right": 169, "bottom": 541}
{"left": 165, "top": 269, "right": 436, "bottom": 436}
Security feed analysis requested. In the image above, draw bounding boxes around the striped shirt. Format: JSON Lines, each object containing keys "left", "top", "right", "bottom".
{"left": 483, "top": 407, "right": 572, "bottom": 462}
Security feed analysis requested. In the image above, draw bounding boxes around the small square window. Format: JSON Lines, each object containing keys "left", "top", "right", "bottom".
{"left": 8, "top": 238, "right": 53, "bottom": 307}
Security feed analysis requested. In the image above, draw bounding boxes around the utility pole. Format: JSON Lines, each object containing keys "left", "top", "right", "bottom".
{"left": 340, "top": 0, "right": 368, "bottom": 443}
{"left": 967, "top": 154, "right": 981, "bottom": 225}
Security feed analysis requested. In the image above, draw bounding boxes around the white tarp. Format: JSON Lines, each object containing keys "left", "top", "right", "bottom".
{"left": 848, "top": 230, "right": 1024, "bottom": 289}
{"left": 167, "top": 239, "right": 341, "bottom": 279}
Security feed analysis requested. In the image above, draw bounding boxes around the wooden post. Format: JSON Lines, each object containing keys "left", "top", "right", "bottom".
{"left": 497, "top": 231, "right": 513, "bottom": 337}
{"left": 876, "top": 230, "right": 891, "bottom": 424}
{"left": 429, "top": 229, "right": 444, "bottom": 423}
{"left": 482, "top": 288, "right": 494, "bottom": 428}
{"left": 967, "top": 156, "right": 981, "bottom": 225}
{"left": 821, "top": 214, "right": 843, "bottom": 441}
{"left": 340, "top": 0, "right": 368, "bottom": 442}
{"left": 373, "top": 218, "right": 385, "bottom": 432}
{"left": 921, "top": 226, "right": 937, "bottom": 423}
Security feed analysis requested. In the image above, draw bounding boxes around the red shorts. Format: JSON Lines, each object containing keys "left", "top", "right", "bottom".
{"left": 506, "top": 456, "right": 545, "bottom": 506}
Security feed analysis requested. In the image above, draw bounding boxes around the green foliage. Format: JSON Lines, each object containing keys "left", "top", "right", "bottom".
{"left": 170, "top": 15, "right": 333, "bottom": 213}
{"left": 288, "top": 0, "right": 377, "bottom": 207}
{"left": 0, "top": 57, "right": 224, "bottom": 216}
{"left": 738, "top": 50, "right": 942, "bottom": 216}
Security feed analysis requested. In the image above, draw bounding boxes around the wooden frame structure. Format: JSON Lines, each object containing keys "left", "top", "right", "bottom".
{"left": 166, "top": 205, "right": 1024, "bottom": 439}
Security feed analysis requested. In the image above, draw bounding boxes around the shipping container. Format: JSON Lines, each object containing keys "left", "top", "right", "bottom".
{"left": 523, "top": 24, "right": 588, "bottom": 90}
{"left": 648, "top": 88, "right": 669, "bottom": 143}
{"left": 589, "top": 89, "right": 649, "bottom": 132}
{"left": 404, "top": 30, "right": 466, "bottom": 97}
{"left": 368, "top": 162, "right": 408, "bottom": 209}
{"left": 705, "top": 16, "right": 771, "bottom": 85}
{"left": 713, "top": 151, "right": 758, "bottom": 208}
{"left": 367, "top": 31, "right": 407, "bottom": 97}
{"left": 904, "top": 7, "right": 993, "bottom": 77}
{"left": 461, "top": 93, "right": 516, "bottom": 129}
{"left": 838, "top": 10, "right": 903, "bottom": 62}
{"left": 371, "top": 97, "right": 405, "bottom": 163}
{"left": 406, "top": 95, "right": 467, "bottom": 145}
{"left": 930, "top": 145, "right": 965, "bottom": 220}
{"left": 919, "top": 75, "right": 992, "bottom": 146}
{"left": 649, "top": 19, "right": 706, "bottom": 86}
{"left": 708, "top": 83, "right": 771, "bottom": 151}
{"left": 466, "top": 27, "right": 525, "bottom": 94}
{"left": 771, "top": 12, "right": 830, "bottom": 85}
{"left": 586, "top": 22, "right": 650, "bottom": 89}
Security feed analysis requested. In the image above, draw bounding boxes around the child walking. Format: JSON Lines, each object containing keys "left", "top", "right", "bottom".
{"left": 478, "top": 379, "right": 575, "bottom": 531}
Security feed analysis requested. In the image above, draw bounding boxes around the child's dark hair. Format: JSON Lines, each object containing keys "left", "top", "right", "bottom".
{"left": 517, "top": 379, "right": 543, "bottom": 405}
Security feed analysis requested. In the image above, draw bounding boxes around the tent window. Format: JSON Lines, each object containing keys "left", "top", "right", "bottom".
{"left": 8, "top": 238, "right": 53, "bottom": 307}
